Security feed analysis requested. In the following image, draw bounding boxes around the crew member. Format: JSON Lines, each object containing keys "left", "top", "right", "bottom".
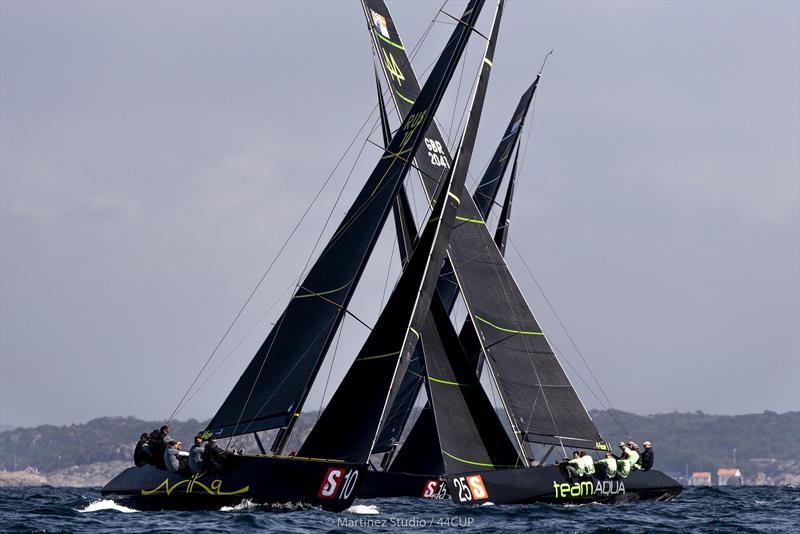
{"left": 133, "top": 433, "right": 152, "bottom": 467}
{"left": 563, "top": 451, "right": 581, "bottom": 479}
{"left": 578, "top": 451, "right": 595, "bottom": 476}
{"left": 595, "top": 452, "right": 617, "bottom": 478}
{"left": 189, "top": 436, "right": 205, "bottom": 473}
{"left": 639, "top": 441, "right": 654, "bottom": 470}
{"left": 203, "top": 436, "right": 227, "bottom": 472}
{"left": 616, "top": 441, "right": 639, "bottom": 478}
{"left": 164, "top": 440, "right": 189, "bottom": 474}
{"left": 149, "top": 425, "right": 171, "bottom": 469}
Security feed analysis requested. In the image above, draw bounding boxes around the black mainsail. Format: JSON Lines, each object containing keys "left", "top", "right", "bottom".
{"left": 206, "top": 0, "right": 486, "bottom": 441}
{"left": 365, "top": 0, "right": 560, "bottom": 466}
{"left": 364, "top": 0, "right": 602, "bottom": 457}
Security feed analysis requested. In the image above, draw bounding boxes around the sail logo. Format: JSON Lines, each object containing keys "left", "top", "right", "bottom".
{"left": 552, "top": 479, "right": 625, "bottom": 499}
{"left": 382, "top": 49, "right": 405, "bottom": 86}
{"left": 318, "top": 467, "right": 359, "bottom": 500}
{"left": 141, "top": 473, "right": 249, "bottom": 497}
{"left": 452, "top": 475, "right": 489, "bottom": 502}
{"left": 422, "top": 479, "right": 448, "bottom": 499}
{"left": 371, "top": 10, "right": 390, "bottom": 39}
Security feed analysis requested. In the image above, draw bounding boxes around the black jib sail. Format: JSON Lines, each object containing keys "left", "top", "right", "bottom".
{"left": 472, "top": 77, "right": 538, "bottom": 219}
{"left": 205, "top": 0, "right": 486, "bottom": 440}
{"left": 446, "top": 155, "right": 604, "bottom": 453}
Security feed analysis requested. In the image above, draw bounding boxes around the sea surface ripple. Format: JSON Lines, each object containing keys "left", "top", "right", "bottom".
{"left": 0, "top": 485, "right": 797, "bottom": 533}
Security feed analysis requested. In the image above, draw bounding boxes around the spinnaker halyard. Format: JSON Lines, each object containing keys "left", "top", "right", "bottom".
{"left": 101, "top": 0, "right": 487, "bottom": 511}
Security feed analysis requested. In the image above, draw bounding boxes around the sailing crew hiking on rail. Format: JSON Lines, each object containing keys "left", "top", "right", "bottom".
{"left": 558, "top": 438, "right": 654, "bottom": 481}
{"left": 132, "top": 427, "right": 229, "bottom": 474}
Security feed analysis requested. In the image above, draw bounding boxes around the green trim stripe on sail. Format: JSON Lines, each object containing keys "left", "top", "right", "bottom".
{"left": 374, "top": 30, "right": 405, "bottom": 51}
{"left": 381, "top": 146, "right": 413, "bottom": 160}
{"left": 455, "top": 215, "right": 486, "bottom": 225}
{"left": 293, "top": 281, "right": 351, "bottom": 299}
{"left": 474, "top": 315, "right": 543, "bottom": 335}
{"left": 441, "top": 449, "right": 516, "bottom": 468}
{"left": 393, "top": 87, "right": 416, "bottom": 105}
{"left": 357, "top": 350, "right": 401, "bottom": 362}
{"left": 428, "top": 376, "right": 479, "bottom": 387}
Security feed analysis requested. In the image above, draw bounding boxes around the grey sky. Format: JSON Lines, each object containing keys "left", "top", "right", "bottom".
{"left": 1, "top": 0, "right": 798, "bottom": 427}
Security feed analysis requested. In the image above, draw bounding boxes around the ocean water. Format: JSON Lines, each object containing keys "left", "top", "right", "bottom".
{"left": 0, "top": 486, "right": 797, "bottom": 533}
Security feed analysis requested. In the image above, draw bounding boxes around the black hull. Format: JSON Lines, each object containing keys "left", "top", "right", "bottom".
{"left": 360, "top": 470, "right": 449, "bottom": 500}
{"left": 447, "top": 466, "right": 682, "bottom": 505}
{"left": 101, "top": 455, "right": 365, "bottom": 512}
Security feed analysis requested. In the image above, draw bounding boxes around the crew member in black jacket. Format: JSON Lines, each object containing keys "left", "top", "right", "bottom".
{"left": 203, "top": 436, "right": 227, "bottom": 472}
{"left": 640, "top": 440, "right": 654, "bottom": 470}
{"left": 133, "top": 433, "right": 152, "bottom": 467}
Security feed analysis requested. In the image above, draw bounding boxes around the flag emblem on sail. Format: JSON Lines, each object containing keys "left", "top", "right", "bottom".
{"left": 371, "top": 10, "right": 390, "bottom": 38}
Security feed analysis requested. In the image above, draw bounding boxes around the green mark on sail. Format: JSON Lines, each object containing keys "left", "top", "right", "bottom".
{"left": 357, "top": 351, "right": 400, "bottom": 362}
{"left": 374, "top": 30, "right": 404, "bottom": 51}
{"left": 294, "top": 281, "right": 351, "bottom": 300}
{"left": 474, "top": 316, "right": 543, "bottom": 335}
{"left": 393, "top": 87, "right": 415, "bottom": 105}
{"left": 441, "top": 449, "right": 516, "bottom": 468}
{"left": 428, "top": 376, "right": 479, "bottom": 387}
{"left": 455, "top": 216, "right": 486, "bottom": 225}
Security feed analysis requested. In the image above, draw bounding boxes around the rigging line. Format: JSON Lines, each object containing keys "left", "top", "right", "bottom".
{"left": 483, "top": 231, "right": 565, "bottom": 456}
{"left": 166, "top": 104, "right": 382, "bottom": 425}
{"left": 364, "top": 138, "right": 439, "bottom": 184}
{"left": 446, "top": 46, "right": 483, "bottom": 156}
{"left": 226, "top": 311, "right": 339, "bottom": 449}
{"left": 296, "top": 284, "right": 373, "bottom": 332}
{"left": 296, "top": 118, "right": 380, "bottom": 285}
{"left": 507, "top": 238, "right": 630, "bottom": 438}
{"left": 226, "top": 133, "right": 374, "bottom": 444}
{"left": 177, "top": 278, "right": 298, "bottom": 416}
{"left": 448, "top": 37, "right": 469, "bottom": 148}
{"left": 317, "top": 316, "right": 346, "bottom": 424}
{"left": 379, "top": 234, "right": 398, "bottom": 312}
{"left": 438, "top": 9, "right": 489, "bottom": 41}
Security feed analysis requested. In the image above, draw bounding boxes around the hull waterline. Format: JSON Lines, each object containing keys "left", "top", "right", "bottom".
{"left": 101, "top": 455, "right": 364, "bottom": 512}
{"left": 359, "top": 465, "right": 680, "bottom": 505}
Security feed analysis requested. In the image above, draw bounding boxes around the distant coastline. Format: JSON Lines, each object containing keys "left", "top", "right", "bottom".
{"left": 2, "top": 410, "right": 798, "bottom": 487}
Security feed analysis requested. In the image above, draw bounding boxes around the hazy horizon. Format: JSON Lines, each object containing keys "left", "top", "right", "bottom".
{"left": 2, "top": 0, "right": 798, "bottom": 427}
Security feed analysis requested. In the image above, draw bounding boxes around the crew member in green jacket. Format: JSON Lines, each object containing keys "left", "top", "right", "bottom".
{"left": 595, "top": 452, "right": 617, "bottom": 478}
{"left": 616, "top": 441, "right": 640, "bottom": 478}
{"left": 578, "top": 451, "right": 595, "bottom": 476}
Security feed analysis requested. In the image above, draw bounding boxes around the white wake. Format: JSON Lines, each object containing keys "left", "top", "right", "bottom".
{"left": 77, "top": 499, "right": 138, "bottom": 513}
{"left": 345, "top": 504, "right": 380, "bottom": 514}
